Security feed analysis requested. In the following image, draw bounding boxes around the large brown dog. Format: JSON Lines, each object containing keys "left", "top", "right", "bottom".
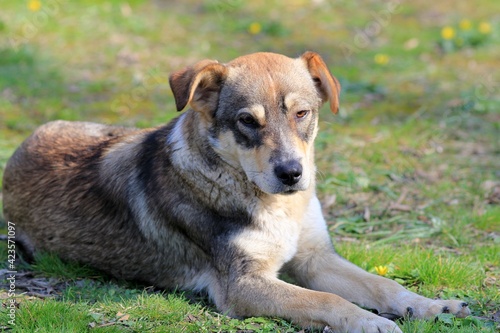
{"left": 2, "top": 52, "right": 469, "bottom": 332}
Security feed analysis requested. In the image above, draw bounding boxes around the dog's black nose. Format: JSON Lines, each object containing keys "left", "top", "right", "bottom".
{"left": 274, "top": 161, "right": 302, "bottom": 186}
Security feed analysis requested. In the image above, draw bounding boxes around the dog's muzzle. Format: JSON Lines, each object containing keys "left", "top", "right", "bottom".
{"left": 274, "top": 160, "right": 303, "bottom": 186}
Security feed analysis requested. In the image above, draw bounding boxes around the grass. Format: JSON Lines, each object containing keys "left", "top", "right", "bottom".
{"left": 1, "top": 0, "right": 499, "bottom": 332}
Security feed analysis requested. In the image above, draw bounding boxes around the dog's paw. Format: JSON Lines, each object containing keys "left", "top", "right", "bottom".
{"left": 411, "top": 299, "right": 470, "bottom": 319}
{"left": 389, "top": 292, "right": 470, "bottom": 319}
{"left": 345, "top": 314, "right": 402, "bottom": 333}
{"left": 325, "top": 307, "right": 402, "bottom": 333}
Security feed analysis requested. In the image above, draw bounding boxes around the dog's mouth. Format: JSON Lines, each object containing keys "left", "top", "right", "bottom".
{"left": 250, "top": 179, "right": 300, "bottom": 196}
{"left": 283, "top": 189, "right": 298, "bottom": 195}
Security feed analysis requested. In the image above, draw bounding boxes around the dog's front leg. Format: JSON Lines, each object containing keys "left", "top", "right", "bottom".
{"left": 285, "top": 197, "right": 470, "bottom": 320}
{"left": 219, "top": 273, "right": 402, "bottom": 333}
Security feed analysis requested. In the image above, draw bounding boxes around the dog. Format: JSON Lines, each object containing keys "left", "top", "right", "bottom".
{"left": 2, "top": 52, "right": 470, "bottom": 332}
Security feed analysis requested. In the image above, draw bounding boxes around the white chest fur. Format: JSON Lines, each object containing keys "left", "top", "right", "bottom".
{"left": 231, "top": 193, "right": 311, "bottom": 275}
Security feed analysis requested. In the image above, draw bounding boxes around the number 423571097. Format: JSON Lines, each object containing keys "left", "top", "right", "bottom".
{"left": 7, "top": 221, "right": 16, "bottom": 270}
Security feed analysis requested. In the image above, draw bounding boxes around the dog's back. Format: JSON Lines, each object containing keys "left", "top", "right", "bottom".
{"left": 3, "top": 120, "right": 213, "bottom": 287}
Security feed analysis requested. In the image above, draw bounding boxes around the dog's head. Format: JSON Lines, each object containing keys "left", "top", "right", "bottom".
{"left": 169, "top": 52, "right": 340, "bottom": 195}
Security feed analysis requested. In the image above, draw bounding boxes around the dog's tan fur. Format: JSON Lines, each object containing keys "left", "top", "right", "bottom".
{"left": 3, "top": 52, "right": 469, "bottom": 332}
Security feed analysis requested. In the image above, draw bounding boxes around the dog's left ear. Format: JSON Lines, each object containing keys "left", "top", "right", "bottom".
{"left": 169, "top": 59, "right": 228, "bottom": 116}
{"left": 301, "top": 51, "right": 341, "bottom": 114}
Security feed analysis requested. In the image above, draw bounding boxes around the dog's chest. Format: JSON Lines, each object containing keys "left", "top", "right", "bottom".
{"left": 231, "top": 197, "right": 305, "bottom": 274}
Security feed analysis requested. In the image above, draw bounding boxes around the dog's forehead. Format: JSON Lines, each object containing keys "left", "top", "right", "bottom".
{"left": 222, "top": 53, "right": 318, "bottom": 106}
{"left": 227, "top": 52, "right": 297, "bottom": 69}
{"left": 224, "top": 52, "right": 315, "bottom": 96}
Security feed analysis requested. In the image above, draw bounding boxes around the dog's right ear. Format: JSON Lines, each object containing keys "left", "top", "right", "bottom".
{"left": 169, "top": 60, "right": 228, "bottom": 116}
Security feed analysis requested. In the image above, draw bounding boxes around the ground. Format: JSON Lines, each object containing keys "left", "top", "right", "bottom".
{"left": 0, "top": 0, "right": 499, "bottom": 332}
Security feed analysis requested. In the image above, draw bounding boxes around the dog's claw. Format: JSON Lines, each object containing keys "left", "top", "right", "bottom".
{"left": 406, "top": 307, "right": 414, "bottom": 318}
{"left": 378, "top": 313, "right": 402, "bottom": 321}
{"left": 442, "top": 306, "right": 450, "bottom": 313}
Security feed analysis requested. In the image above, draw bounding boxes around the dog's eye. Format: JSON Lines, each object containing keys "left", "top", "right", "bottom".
{"left": 296, "top": 110, "right": 309, "bottom": 119}
{"left": 239, "top": 114, "right": 258, "bottom": 127}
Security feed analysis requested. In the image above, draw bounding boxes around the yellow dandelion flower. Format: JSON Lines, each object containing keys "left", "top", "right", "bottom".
{"left": 28, "top": 0, "right": 42, "bottom": 11}
{"left": 374, "top": 53, "right": 389, "bottom": 65}
{"left": 478, "top": 21, "right": 492, "bottom": 34}
{"left": 441, "top": 26, "right": 455, "bottom": 40}
{"left": 459, "top": 19, "right": 472, "bottom": 31}
{"left": 248, "top": 22, "right": 262, "bottom": 35}
{"left": 375, "top": 265, "right": 388, "bottom": 276}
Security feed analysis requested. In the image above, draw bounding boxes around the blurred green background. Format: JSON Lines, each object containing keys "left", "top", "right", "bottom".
{"left": 0, "top": 0, "right": 498, "bottom": 139}
{"left": 0, "top": 1, "right": 499, "bottom": 332}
